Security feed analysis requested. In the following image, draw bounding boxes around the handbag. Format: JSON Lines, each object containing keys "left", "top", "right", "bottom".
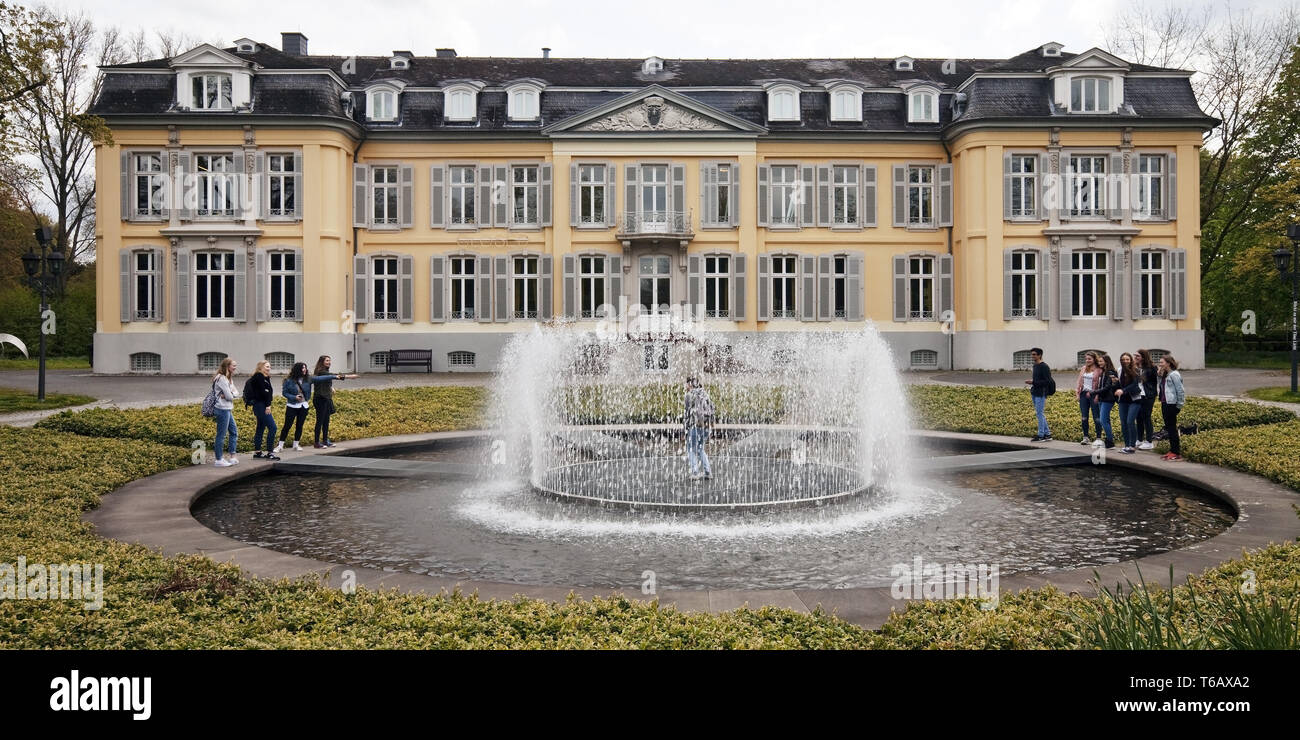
{"left": 200, "top": 380, "right": 219, "bottom": 418}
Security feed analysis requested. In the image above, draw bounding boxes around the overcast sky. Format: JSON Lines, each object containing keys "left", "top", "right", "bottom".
{"left": 41, "top": 0, "right": 1292, "bottom": 61}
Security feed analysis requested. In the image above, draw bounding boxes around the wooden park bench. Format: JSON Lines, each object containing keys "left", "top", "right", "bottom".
{"left": 385, "top": 349, "right": 433, "bottom": 373}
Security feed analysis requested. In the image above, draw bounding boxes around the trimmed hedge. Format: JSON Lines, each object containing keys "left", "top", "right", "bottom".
{"left": 1159, "top": 420, "right": 1300, "bottom": 491}
{"left": 564, "top": 382, "right": 786, "bottom": 424}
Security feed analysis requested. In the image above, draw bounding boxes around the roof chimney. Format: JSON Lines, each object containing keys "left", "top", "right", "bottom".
{"left": 436, "top": 48, "right": 457, "bottom": 58}
{"left": 281, "top": 32, "right": 308, "bottom": 56}
{"left": 542, "top": 47, "right": 551, "bottom": 59}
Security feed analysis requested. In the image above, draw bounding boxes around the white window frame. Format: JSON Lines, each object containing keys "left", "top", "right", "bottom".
{"left": 267, "top": 250, "right": 297, "bottom": 321}
{"left": 1066, "top": 154, "right": 1107, "bottom": 218}
{"left": 367, "top": 88, "right": 397, "bottom": 121}
{"left": 444, "top": 86, "right": 477, "bottom": 121}
{"left": 907, "top": 165, "right": 935, "bottom": 227}
{"left": 371, "top": 165, "right": 400, "bottom": 228}
{"left": 832, "top": 164, "right": 859, "bottom": 227}
{"left": 194, "top": 152, "right": 237, "bottom": 218}
{"left": 1135, "top": 153, "right": 1166, "bottom": 220}
{"left": 1006, "top": 153, "right": 1038, "bottom": 220}
{"left": 449, "top": 255, "right": 477, "bottom": 320}
{"left": 1009, "top": 250, "right": 1038, "bottom": 319}
{"left": 1139, "top": 249, "right": 1166, "bottom": 318}
{"left": 770, "top": 254, "right": 798, "bottom": 319}
{"left": 578, "top": 254, "right": 606, "bottom": 319}
{"left": 512, "top": 254, "right": 540, "bottom": 319}
{"left": 511, "top": 164, "right": 540, "bottom": 227}
{"left": 370, "top": 256, "right": 400, "bottom": 321}
{"left": 133, "top": 250, "right": 159, "bottom": 320}
{"left": 908, "top": 255, "right": 936, "bottom": 321}
{"left": 507, "top": 84, "right": 541, "bottom": 121}
{"left": 265, "top": 151, "right": 297, "bottom": 219}
{"left": 131, "top": 151, "right": 167, "bottom": 220}
{"left": 194, "top": 250, "right": 236, "bottom": 321}
{"left": 1071, "top": 250, "right": 1109, "bottom": 318}
{"left": 448, "top": 350, "right": 476, "bottom": 367}
{"left": 637, "top": 254, "right": 673, "bottom": 314}
{"left": 769, "top": 164, "right": 800, "bottom": 227}
{"left": 191, "top": 72, "right": 232, "bottom": 110}
{"left": 712, "top": 163, "right": 734, "bottom": 226}
{"left": 830, "top": 254, "right": 848, "bottom": 319}
{"left": 577, "top": 163, "right": 607, "bottom": 225}
{"left": 1069, "top": 76, "right": 1113, "bottom": 113}
{"left": 767, "top": 86, "right": 800, "bottom": 122}
{"left": 130, "top": 352, "right": 161, "bottom": 373}
{"left": 829, "top": 87, "right": 862, "bottom": 122}
{"left": 703, "top": 254, "right": 731, "bottom": 319}
{"left": 448, "top": 164, "right": 478, "bottom": 227}
{"left": 908, "top": 89, "right": 938, "bottom": 123}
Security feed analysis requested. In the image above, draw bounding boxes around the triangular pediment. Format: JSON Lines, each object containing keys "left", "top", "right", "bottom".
{"left": 544, "top": 86, "right": 765, "bottom": 136}
{"left": 170, "top": 44, "right": 254, "bottom": 69}
{"left": 1060, "top": 47, "right": 1129, "bottom": 70}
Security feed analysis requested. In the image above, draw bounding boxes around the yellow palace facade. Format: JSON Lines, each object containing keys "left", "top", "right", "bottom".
{"left": 91, "top": 35, "right": 1214, "bottom": 373}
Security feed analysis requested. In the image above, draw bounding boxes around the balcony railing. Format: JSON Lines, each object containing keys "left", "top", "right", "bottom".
{"left": 617, "top": 210, "right": 693, "bottom": 239}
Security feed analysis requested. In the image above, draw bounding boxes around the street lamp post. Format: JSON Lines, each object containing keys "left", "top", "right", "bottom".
{"left": 21, "top": 226, "right": 65, "bottom": 401}
{"left": 1274, "top": 223, "right": 1300, "bottom": 394}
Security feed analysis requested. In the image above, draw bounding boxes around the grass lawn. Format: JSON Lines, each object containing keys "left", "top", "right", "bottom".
{"left": 0, "top": 355, "right": 91, "bottom": 370}
{"left": 1244, "top": 386, "right": 1300, "bottom": 404}
{"left": 0, "top": 386, "right": 96, "bottom": 413}
{"left": 1205, "top": 350, "right": 1293, "bottom": 369}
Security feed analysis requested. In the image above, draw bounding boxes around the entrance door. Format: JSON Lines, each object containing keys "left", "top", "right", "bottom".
{"left": 638, "top": 254, "right": 672, "bottom": 314}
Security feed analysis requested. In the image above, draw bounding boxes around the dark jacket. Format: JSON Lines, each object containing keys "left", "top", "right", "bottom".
{"left": 310, "top": 373, "right": 344, "bottom": 400}
{"left": 1117, "top": 371, "right": 1143, "bottom": 403}
{"left": 1092, "top": 369, "right": 1121, "bottom": 403}
{"left": 1140, "top": 366, "right": 1157, "bottom": 399}
{"left": 1030, "top": 361, "right": 1053, "bottom": 397}
{"left": 244, "top": 373, "right": 274, "bottom": 408}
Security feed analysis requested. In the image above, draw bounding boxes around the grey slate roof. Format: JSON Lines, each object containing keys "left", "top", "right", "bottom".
{"left": 91, "top": 44, "right": 1215, "bottom": 135}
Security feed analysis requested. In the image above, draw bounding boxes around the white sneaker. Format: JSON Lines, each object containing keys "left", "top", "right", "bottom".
{"left": 214, "top": 459, "right": 232, "bottom": 467}
{"left": 292, "top": 441, "right": 301, "bottom": 451}
{"left": 1092, "top": 439, "right": 1105, "bottom": 448}
{"left": 1137, "top": 441, "right": 1154, "bottom": 450}
{"left": 227, "top": 456, "right": 240, "bottom": 465}
{"left": 273, "top": 442, "right": 284, "bottom": 454}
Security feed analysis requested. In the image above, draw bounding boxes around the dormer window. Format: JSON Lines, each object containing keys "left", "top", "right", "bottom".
{"left": 234, "top": 39, "right": 258, "bottom": 53}
{"left": 1041, "top": 42, "right": 1064, "bottom": 57}
{"left": 1070, "top": 76, "right": 1112, "bottom": 112}
{"left": 908, "top": 88, "right": 938, "bottom": 123}
{"left": 368, "top": 88, "right": 397, "bottom": 121}
{"left": 444, "top": 86, "right": 477, "bottom": 121}
{"left": 192, "top": 73, "right": 233, "bottom": 110}
{"left": 391, "top": 58, "right": 409, "bottom": 70}
{"left": 895, "top": 56, "right": 915, "bottom": 72}
{"left": 767, "top": 86, "right": 800, "bottom": 122}
{"left": 507, "top": 84, "right": 541, "bottom": 120}
{"left": 829, "top": 87, "right": 862, "bottom": 122}
{"left": 642, "top": 56, "right": 664, "bottom": 75}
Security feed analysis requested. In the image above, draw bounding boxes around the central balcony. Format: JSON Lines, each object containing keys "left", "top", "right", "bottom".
{"left": 616, "top": 210, "right": 694, "bottom": 247}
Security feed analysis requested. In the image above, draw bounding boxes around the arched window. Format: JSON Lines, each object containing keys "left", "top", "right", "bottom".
{"left": 1012, "top": 349, "right": 1035, "bottom": 371}
{"left": 448, "top": 350, "right": 476, "bottom": 368}
{"left": 508, "top": 87, "right": 539, "bottom": 120}
{"left": 1076, "top": 349, "right": 1105, "bottom": 367}
{"left": 369, "top": 351, "right": 389, "bottom": 370}
{"left": 265, "top": 351, "right": 295, "bottom": 373}
{"left": 198, "top": 351, "right": 228, "bottom": 373}
{"left": 368, "top": 89, "right": 397, "bottom": 121}
{"left": 444, "top": 87, "right": 477, "bottom": 121}
{"left": 767, "top": 87, "right": 799, "bottom": 121}
{"left": 130, "top": 352, "right": 161, "bottom": 373}
{"left": 910, "top": 349, "right": 939, "bottom": 369}
{"left": 829, "top": 88, "right": 861, "bottom": 122}
{"left": 908, "top": 89, "right": 938, "bottom": 123}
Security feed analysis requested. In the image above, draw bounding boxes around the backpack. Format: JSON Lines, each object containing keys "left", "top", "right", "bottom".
{"left": 242, "top": 376, "right": 256, "bottom": 407}
{"left": 1045, "top": 376, "right": 1057, "bottom": 397}
{"left": 200, "top": 380, "right": 219, "bottom": 418}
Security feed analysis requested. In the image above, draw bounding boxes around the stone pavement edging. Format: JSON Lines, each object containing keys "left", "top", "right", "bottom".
{"left": 84, "top": 429, "right": 1300, "bottom": 630}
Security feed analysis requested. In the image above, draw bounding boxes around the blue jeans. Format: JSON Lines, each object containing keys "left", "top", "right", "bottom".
{"left": 1119, "top": 400, "right": 1141, "bottom": 448}
{"left": 253, "top": 403, "right": 277, "bottom": 452}
{"left": 1032, "top": 394, "right": 1049, "bottom": 437}
{"left": 687, "top": 426, "right": 712, "bottom": 476}
{"left": 214, "top": 408, "right": 238, "bottom": 460}
{"left": 1096, "top": 401, "right": 1115, "bottom": 444}
{"left": 1078, "top": 394, "right": 1101, "bottom": 437}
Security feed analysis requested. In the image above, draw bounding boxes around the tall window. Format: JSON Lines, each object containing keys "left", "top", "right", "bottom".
{"left": 832, "top": 165, "right": 858, "bottom": 226}
{"left": 638, "top": 255, "right": 671, "bottom": 314}
{"left": 909, "top": 91, "right": 937, "bottom": 123}
{"left": 445, "top": 89, "right": 475, "bottom": 120}
{"left": 831, "top": 256, "right": 847, "bottom": 318}
{"left": 1009, "top": 250, "right": 1038, "bottom": 318}
{"left": 513, "top": 256, "right": 539, "bottom": 319}
{"left": 134, "top": 251, "right": 158, "bottom": 320}
{"left": 509, "top": 88, "right": 538, "bottom": 120}
{"left": 267, "top": 153, "right": 296, "bottom": 217}
{"left": 449, "top": 166, "right": 476, "bottom": 226}
{"left": 450, "top": 256, "right": 476, "bottom": 319}
{"left": 579, "top": 255, "right": 605, "bottom": 318}
{"left": 1070, "top": 77, "right": 1111, "bottom": 112}
{"left": 1135, "top": 154, "right": 1164, "bottom": 219}
{"left": 909, "top": 256, "right": 936, "bottom": 320}
{"left": 133, "top": 153, "right": 166, "bottom": 218}
{"left": 768, "top": 89, "right": 797, "bottom": 120}
{"left": 830, "top": 89, "right": 860, "bottom": 121}
{"left": 268, "top": 251, "right": 296, "bottom": 320}
{"left": 713, "top": 164, "right": 732, "bottom": 224}
{"left": 371, "top": 257, "right": 399, "bottom": 320}
{"left": 194, "top": 251, "right": 236, "bottom": 320}
{"left": 1067, "top": 155, "right": 1106, "bottom": 217}
{"left": 195, "top": 154, "right": 235, "bottom": 217}
{"left": 369, "top": 90, "right": 396, "bottom": 121}
{"left": 1071, "top": 250, "right": 1108, "bottom": 318}
{"left": 512, "top": 166, "right": 539, "bottom": 225}
{"left": 372, "top": 166, "right": 399, "bottom": 226}
{"left": 640, "top": 164, "right": 668, "bottom": 221}
{"left": 908, "top": 166, "right": 935, "bottom": 226}
{"left": 577, "top": 164, "right": 606, "bottom": 224}
{"left": 1139, "top": 250, "right": 1165, "bottom": 317}
{"left": 1007, "top": 155, "right": 1037, "bottom": 218}
{"left": 704, "top": 255, "right": 730, "bottom": 318}
{"left": 770, "top": 165, "right": 799, "bottom": 226}
{"left": 770, "top": 255, "right": 797, "bottom": 319}
{"left": 191, "top": 73, "right": 232, "bottom": 110}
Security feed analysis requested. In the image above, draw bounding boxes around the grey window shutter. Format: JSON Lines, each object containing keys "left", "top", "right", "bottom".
{"left": 728, "top": 164, "right": 740, "bottom": 227}
{"left": 152, "top": 248, "right": 165, "bottom": 322}
{"left": 608, "top": 255, "right": 623, "bottom": 317}
{"left": 939, "top": 253, "right": 954, "bottom": 317}
{"left": 494, "top": 255, "right": 509, "bottom": 322}
{"left": 119, "top": 250, "right": 132, "bottom": 322}
{"left": 399, "top": 165, "right": 415, "bottom": 228}
{"left": 862, "top": 166, "right": 876, "bottom": 227}
{"left": 353, "top": 254, "right": 368, "bottom": 323}
{"left": 1038, "top": 249, "right": 1050, "bottom": 321}
{"left": 800, "top": 254, "right": 816, "bottom": 321}
{"left": 120, "top": 150, "right": 130, "bottom": 220}
{"left": 800, "top": 164, "right": 815, "bottom": 227}
{"left": 847, "top": 252, "right": 864, "bottom": 322}
{"left": 477, "top": 256, "right": 493, "bottom": 323}
{"left": 604, "top": 163, "right": 617, "bottom": 227}
{"left": 699, "top": 163, "right": 716, "bottom": 224}
{"left": 757, "top": 165, "right": 769, "bottom": 226}
{"left": 1110, "top": 249, "right": 1123, "bottom": 320}
{"left": 892, "top": 254, "right": 907, "bottom": 322}
{"left": 477, "top": 165, "right": 491, "bottom": 228}
{"left": 569, "top": 162, "right": 580, "bottom": 226}
{"left": 430, "top": 255, "right": 446, "bottom": 323}
{"left": 353, "top": 164, "right": 368, "bottom": 228}
{"left": 255, "top": 153, "right": 267, "bottom": 220}
{"left": 429, "top": 165, "right": 446, "bottom": 229}
{"left": 1058, "top": 247, "right": 1073, "bottom": 321}
{"left": 816, "top": 165, "right": 831, "bottom": 227}
{"left": 1002, "top": 152, "right": 1013, "bottom": 220}
{"left": 757, "top": 253, "right": 771, "bottom": 321}
{"left": 1166, "top": 153, "right": 1177, "bottom": 220}
{"left": 1002, "top": 248, "right": 1014, "bottom": 321}
{"left": 938, "top": 164, "right": 953, "bottom": 227}
{"left": 1170, "top": 248, "right": 1187, "bottom": 319}
{"left": 399, "top": 254, "right": 414, "bottom": 322}
{"left": 232, "top": 151, "right": 245, "bottom": 218}
{"left": 563, "top": 254, "right": 576, "bottom": 319}
{"left": 255, "top": 249, "right": 268, "bottom": 322}
{"left": 177, "top": 153, "right": 193, "bottom": 221}
{"left": 493, "top": 165, "right": 508, "bottom": 226}
{"left": 1131, "top": 248, "right": 1144, "bottom": 320}
{"left": 175, "top": 248, "right": 191, "bottom": 323}
{"left": 688, "top": 254, "right": 700, "bottom": 317}
{"left": 892, "top": 165, "right": 907, "bottom": 227}
{"left": 292, "top": 248, "right": 303, "bottom": 322}
{"left": 1038, "top": 153, "right": 1051, "bottom": 220}
{"left": 624, "top": 164, "right": 638, "bottom": 226}
{"left": 817, "top": 255, "right": 831, "bottom": 321}
{"left": 540, "top": 255, "right": 554, "bottom": 320}
{"left": 732, "top": 252, "right": 746, "bottom": 321}
{"left": 292, "top": 162, "right": 303, "bottom": 220}
{"left": 540, "top": 164, "right": 553, "bottom": 227}
{"left": 232, "top": 249, "right": 247, "bottom": 323}
{"left": 1108, "top": 153, "right": 1124, "bottom": 220}
{"left": 671, "top": 163, "right": 685, "bottom": 222}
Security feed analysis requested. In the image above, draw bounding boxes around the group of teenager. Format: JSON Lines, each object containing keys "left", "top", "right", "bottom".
{"left": 208, "top": 355, "right": 358, "bottom": 467}
{"left": 1025, "top": 347, "right": 1187, "bottom": 461}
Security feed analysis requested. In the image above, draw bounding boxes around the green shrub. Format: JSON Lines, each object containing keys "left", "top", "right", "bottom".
{"left": 0, "top": 387, "right": 95, "bottom": 413}
{"left": 1159, "top": 420, "right": 1300, "bottom": 490}
{"left": 563, "top": 382, "right": 786, "bottom": 424}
